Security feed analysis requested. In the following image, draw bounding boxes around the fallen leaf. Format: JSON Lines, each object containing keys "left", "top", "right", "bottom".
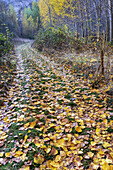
{"left": 75, "top": 126, "right": 82, "bottom": 132}
{"left": 24, "top": 135, "right": 28, "bottom": 143}
{"left": 34, "top": 154, "right": 44, "bottom": 164}
{"left": 51, "top": 147, "right": 58, "bottom": 155}
{"left": 5, "top": 152, "right": 11, "bottom": 158}
{"left": 14, "top": 150, "right": 23, "bottom": 157}
{"left": 55, "top": 155, "right": 61, "bottom": 162}
{"left": 87, "top": 152, "right": 94, "bottom": 158}
{"left": 50, "top": 161, "right": 60, "bottom": 168}
{"left": 0, "top": 152, "right": 4, "bottom": 157}
{"left": 19, "top": 165, "right": 30, "bottom": 170}
{"left": 29, "top": 121, "right": 36, "bottom": 128}
{"left": 102, "top": 142, "right": 111, "bottom": 148}
{"left": 45, "top": 147, "right": 51, "bottom": 153}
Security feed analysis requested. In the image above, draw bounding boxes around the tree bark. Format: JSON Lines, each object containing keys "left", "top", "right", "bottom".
{"left": 111, "top": 0, "right": 113, "bottom": 43}
{"left": 101, "top": 49, "right": 104, "bottom": 75}
{"left": 108, "top": 0, "right": 112, "bottom": 41}
{"left": 111, "top": 12, "right": 113, "bottom": 44}
{"left": 46, "top": 0, "right": 52, "bottom": 26}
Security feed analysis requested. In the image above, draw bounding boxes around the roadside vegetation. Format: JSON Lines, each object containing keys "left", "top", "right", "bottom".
{"left": 0, "top": 27, "right": 16, "bottom": 107}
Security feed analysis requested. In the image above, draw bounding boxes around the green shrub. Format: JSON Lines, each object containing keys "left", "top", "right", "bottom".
{"left": 0, "top": 28, "right": 13, "bottom": 58}
{"left": 33, "top": 26, "right": 80, "bottom": 51}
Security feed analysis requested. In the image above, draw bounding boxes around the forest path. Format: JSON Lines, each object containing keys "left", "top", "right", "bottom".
{"left": 0, "top": 42, "right": 113, "bottom": 170}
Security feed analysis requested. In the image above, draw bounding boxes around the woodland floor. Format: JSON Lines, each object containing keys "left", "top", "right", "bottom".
{"left": 0, "top": 40, "right": 113, "bottom": 170}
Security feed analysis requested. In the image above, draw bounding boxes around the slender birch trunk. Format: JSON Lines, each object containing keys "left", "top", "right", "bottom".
{"left": 108, "top": 0, "right": 112, "bottom": 42}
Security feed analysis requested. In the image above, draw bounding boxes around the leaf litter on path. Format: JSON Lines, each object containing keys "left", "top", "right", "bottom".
{"left": 0, "top": 42, "right": 113, "bottom": 170}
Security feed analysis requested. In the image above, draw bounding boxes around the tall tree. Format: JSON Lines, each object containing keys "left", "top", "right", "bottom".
{"left": 111, "top": 0, "right": 113, "bottom": 43}
{"left": 8, "top": 5, "right": 19, "bottom": 34}
{"left": 39, "top": 0, "right": 113, "bottom": 43}
{"left": 22, "top": 1, "right": 41, "bottom": 38}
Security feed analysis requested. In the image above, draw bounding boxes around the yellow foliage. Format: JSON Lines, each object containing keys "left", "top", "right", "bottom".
{"left": 0, "top": 152, "right": 4, "bottom": 157}
{"left": 24, "top": 135, "right": 28, "bottom": 143}
{"left": 75, "top": 126, "right": 82, "bottom": 132}
{"left": 19, "top": 165, "right": 30, "bottom": 170}
{"left": 5, "top": 152, "right": 11, "bottom": 158}
{"left": 102, "top": 142, "right": 111, "bottom": 148}
{"left": 29, "top": 121, "right": 36, "bottom": 128}
{"left": 39, "top": 0, "right": 67, "bottom": 27}
{"left": 14, "top": 150, "right": 23, "bottom": 157}
{"left": 34, "top": 155, "right": 44, "bottom": 164}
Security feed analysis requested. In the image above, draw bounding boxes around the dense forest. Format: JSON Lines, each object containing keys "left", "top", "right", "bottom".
{"left": 0, "top": 0, "right": 113, "bottom": 41}
{"left": 39, "top": 0, "right": 113, "bottom": 42}
{"left": 0, "top": 0, "right": 113, "bottom": 170}
{"left": 0, "top": 0, "right": 41, "bottom": 38}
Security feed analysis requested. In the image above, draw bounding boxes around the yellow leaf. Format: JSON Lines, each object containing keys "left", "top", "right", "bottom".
{"left": 24, "top": 135, "right": 28, "bottom": 143}
{"left": 5, "top": 152, "right": 11, "bottom": 158}
{"left": 44, "top": 137, "right": 50, "bottom": 142}
{"left": 98, "top": 150, "right": 104, "bottom": 155}
{"left": 23, "top": 108, "right": 27, "bottom": 112}
{"left": 96, "top": 128, "right": 100, "bottom": 135}
{"left": 0, "top": 152, "right": 4, "bottom": 157}
{"left": 47, "top": 160, "right": 53, "bottom": 169}
{"left": 34, "top": 101, "right": 40, "bottom": 105}
{"left": 87, "top": 152, "right": 94, "bottom": 158}
{"left": 35, "top": 143, "right": 41, "bottom": 148}
{"left": 102, "top": 142, "right": 111, "bottom": 148}
{"left": 83, "top": 95, "right": 88, "bottom": 99}
{"left": 94, "top": 158, "right": 100, "bottom": 164}
{"left": 21, "top": 153, "right": 26, "bottom": 161}
{"left": 60, "top": 151, "right": 66, "bottom": 158}
{"left": 55, "top": 155, "right": 61, "bottom": 162}
{"left": 66, "top": 151, "right": 73, "bottom": 157}
{"left": 101, "top": 161, "right": 109, "bottom": 170}
{"left": 0, "top": 135, "right": 8, "bottom": 140}
{"left": 14, "top": 150, "right": 23, "bottom": 157}
{"left": 19, "top": 165, "right": 30, "bottom": 170}
{"left": 75, "top": 126, "right": 82, "bottom": 132}
{"left": 29, "top": 106, "right": 37, "bottom": 109}
{"left": 29, "top": 121, "right": 36, "bottom": 128}
{"left": 24, "top": 122, "right": 30, "bottom": 128}
{"left": 89, "top": 74, "right": 93, "bottom": 78}
{"left": 3, "top": 117, "right": 8, "bottom": 122}
{"left": 109, "top": 165, "right": 113, "bottom": 170}
{"left": 40, "top": 165, "right": 46, "bottom": 170}
{"left": 45, "top": 147, "right": 51, "bottom": 153}
{"left": 62, "top": 146, "right": 68, "bottom": 152}
{"left": 103, "top": 119, "right": 108, "bottom": 126}
{"left": 90, "top": 58, "right": 97, "bottom": 62}
{"left": 91, "top": 141, "right": 97, "bottom": 146}
{"left": 50, "top": 123, "right": 56, "bottom": 128}
{"left": 50, "top": 161, "right": 60, "bottom": 168}
{"left": 67, "top": 134, "right": 72, "bottom": 142}
{"left": 34, "top": 155, "right": 44, "bottom": 164}
{"left": 101, "top": 114, "right": 106, "bottom": 118}
{"left": 110, "top": 152, "right": 113, "bottom": 158}
{"left": 57, "top": 138, "right": 65, "bottom": 147}
{"left": 105, "top": 158, "right": 112, "bottom": 164}
{"left": 41, "top": 145, "right": 46, "bottom": 149}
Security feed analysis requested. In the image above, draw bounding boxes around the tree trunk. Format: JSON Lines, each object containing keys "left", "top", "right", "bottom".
{"left": 46, "top": 0, "right": 52, "bottom": 26}
{"left": 48, "top": 5, "right": 52, "bottom": 26}
{"left": 108, "top": 0, "right": 112, "bottom": 42}
{"left": 101, "top": 49, "right": 104, "bottom": 75}
{"left": 111, "top": 12, "right": 113, "bottom": 43}
{"left": 93, "top": 1, "right": 100, "bottom": 39}
{"left": 111, "top": 0, "right": 113, "bottom": 43}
